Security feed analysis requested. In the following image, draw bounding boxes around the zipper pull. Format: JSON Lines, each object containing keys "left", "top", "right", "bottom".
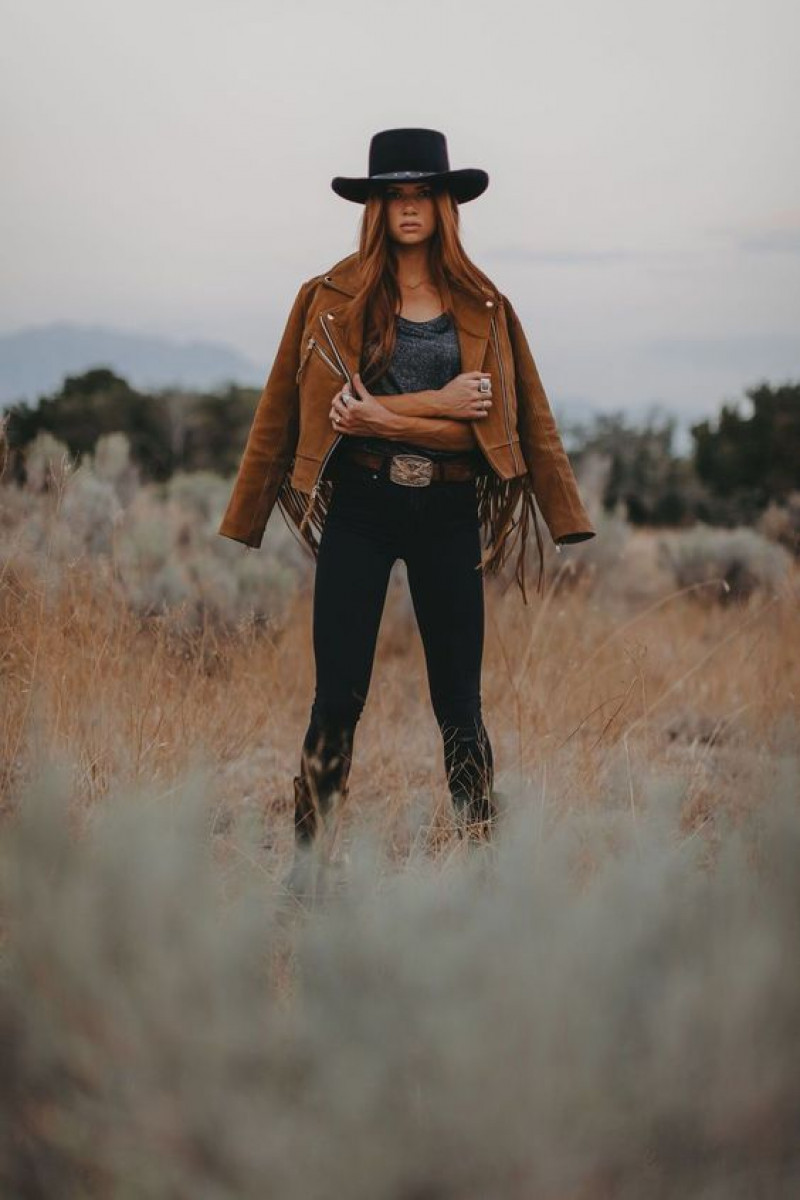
{"left": 295, "top": 337, "right": 315, "bottom": 384}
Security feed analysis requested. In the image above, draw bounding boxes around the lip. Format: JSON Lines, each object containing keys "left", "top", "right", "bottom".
{"left": 400, "top": 223, "right": 421, "bottom": 229}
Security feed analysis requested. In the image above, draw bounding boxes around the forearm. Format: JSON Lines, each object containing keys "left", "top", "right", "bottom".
{"left": 381, "top": 411, "right": 477, "bottom": 452}
{"left": 374, "top": 390, "right": 443, "bottom": 418}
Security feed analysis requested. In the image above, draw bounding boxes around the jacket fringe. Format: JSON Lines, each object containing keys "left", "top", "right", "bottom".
{"left": 475, "top": 471, "right": 545, "bottom": 606}
{"left": 275, "top": 465, "right": 546, "bottom": 607}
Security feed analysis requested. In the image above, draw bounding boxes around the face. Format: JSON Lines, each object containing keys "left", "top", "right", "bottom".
{"left": 381, "top": 181, "right": 437, "bottom": 244}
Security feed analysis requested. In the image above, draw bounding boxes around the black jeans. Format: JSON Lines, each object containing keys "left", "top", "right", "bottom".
{"left": 298, "top": 455, "right": 495, "bottom": 838}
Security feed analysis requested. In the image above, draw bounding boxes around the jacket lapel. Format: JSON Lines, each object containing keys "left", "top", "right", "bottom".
{"left": 451, "top": 291, "right": 496, "bottom": 375}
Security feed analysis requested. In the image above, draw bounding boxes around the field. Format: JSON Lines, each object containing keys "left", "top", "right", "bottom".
{"left": 1, "top": 447, "right": 799, "bottom": 1197}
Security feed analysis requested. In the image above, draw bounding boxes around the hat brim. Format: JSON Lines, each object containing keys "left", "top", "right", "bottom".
{"left": 331, "top": 168, "right": 489, "bottom": 205}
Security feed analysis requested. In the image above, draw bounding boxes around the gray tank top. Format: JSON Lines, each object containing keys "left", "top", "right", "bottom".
{"left": 351, "top": 311, "right": 474, "bottom": 461}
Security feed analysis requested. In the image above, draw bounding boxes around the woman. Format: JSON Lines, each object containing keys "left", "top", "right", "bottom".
{"left": 218, "top": 128, "right": 595, "bottom": 886}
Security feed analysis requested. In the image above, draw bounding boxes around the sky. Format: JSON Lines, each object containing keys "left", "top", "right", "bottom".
{"left": 3, "top": 0, "right": 799, "bottom": 449}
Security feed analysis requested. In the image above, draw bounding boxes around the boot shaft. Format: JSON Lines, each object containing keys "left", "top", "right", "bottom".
{"left": 293, "top": 772, "right": 349, "bottom": 848}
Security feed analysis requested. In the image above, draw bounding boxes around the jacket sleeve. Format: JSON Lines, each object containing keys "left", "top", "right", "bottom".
{"left": 218, "top": 280, "right": 310, "bottom": 548}
{"left": 502, "top": 294, "right": 596, "bottom": 546}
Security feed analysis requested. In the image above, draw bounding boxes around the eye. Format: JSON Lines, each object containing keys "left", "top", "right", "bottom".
{"left": 386, "top": 187, "right": 432, "bottom": 200}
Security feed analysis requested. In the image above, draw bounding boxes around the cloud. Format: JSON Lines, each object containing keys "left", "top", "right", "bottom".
{"left": 739, "top": 229, "right": 800, "bottom": 254}
{"left": 704, "top": 212, "right": 800, "bottom": 255}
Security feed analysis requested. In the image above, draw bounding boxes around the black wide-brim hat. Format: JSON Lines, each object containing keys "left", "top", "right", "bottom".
{"left": 331, "top": 127, "right": 489, "bottom": 205}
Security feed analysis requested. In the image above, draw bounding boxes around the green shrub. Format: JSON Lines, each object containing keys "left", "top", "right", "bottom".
{"left": 657, "top": 523, "right": 792, "bottom": 602}
{"left": 1, "top": 433, "right": 311, "bottom": 630}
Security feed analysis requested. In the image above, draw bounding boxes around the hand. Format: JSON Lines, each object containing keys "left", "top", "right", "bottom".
{"left": 329, "top": 372, "right": 398, "bottom": 437}
{"left": 436, "top": 372, "right": 493, "bottom": 420}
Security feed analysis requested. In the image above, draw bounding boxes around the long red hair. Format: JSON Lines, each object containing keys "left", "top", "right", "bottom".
{"left": 345, "top": 185, "right": 498, "bottom": 388}
{"left": 277, "top": 183, "right": 547, "bottom": 604}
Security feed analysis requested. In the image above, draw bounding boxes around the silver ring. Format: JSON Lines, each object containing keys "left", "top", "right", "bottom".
{"left": 479, "top": 377, "right": 491, "bottom": 394}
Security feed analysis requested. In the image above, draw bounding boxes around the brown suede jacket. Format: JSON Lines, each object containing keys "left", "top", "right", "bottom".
{"left": 218, "top": 251, "right": 596, "bottom": 563}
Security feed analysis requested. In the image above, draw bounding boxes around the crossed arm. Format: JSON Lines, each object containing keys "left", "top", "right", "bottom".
{"left": 375, "top": 391, "right": 478, "bottom": 452}
{"left": 330, "top": 380, "right": 484, "bottom": 453}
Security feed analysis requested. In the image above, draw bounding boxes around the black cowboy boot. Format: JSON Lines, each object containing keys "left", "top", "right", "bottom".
{"left": 293, "top": 771, "right": 320, "bottom": 846}
{"left": 438, "top": 714, "right": 498, "bottom": 846}
{"left": 283, "top": 772, "right": 349, "bottom": 903}
{"left": 453, "top": 788, "right": 499, "bottom": 846}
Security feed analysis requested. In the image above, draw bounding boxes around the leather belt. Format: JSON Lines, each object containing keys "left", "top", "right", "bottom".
{"left": 342, "top": 447, "right": 480, "bottom": 486}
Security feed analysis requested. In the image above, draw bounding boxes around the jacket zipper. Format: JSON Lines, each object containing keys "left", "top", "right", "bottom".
{"left": 490, "top": 311, "right": 521, "bottom": 474}
{"left": 296, "top": 335, "right": 344, "bottom": 383}
{"left": 295, "top": 338, "right": 314, "bottom": 384}
{"left": 318, "top": 313, "right": 353, "bottom": 386}
{"left": 308, "top": 313, "right": 355, "bottom": 499}
{"left": 312, "top": 337, "right": 344, "bottom": 378}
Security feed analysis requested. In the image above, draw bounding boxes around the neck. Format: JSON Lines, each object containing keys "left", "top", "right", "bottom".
{"left": 392, "top": 243, "right": 432, "bottom": 285}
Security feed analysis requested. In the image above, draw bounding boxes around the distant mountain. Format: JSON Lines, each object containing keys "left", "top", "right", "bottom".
{"left": 0, "top": 322, "right": 264, "bottom": 405}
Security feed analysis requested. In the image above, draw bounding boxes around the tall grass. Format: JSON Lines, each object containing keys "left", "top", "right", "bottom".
{"left": 1, "top": 749, "right": 799, "bottom": 1198}
{"left": 2, "top": 428, "right": 800, "bottom": 1195}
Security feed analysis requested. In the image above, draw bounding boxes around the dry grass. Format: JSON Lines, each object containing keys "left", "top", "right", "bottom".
{"left": 3, "top": 458, "right": 800, "bottom": 1198}
{"left": 2, "top": 528, "right": 798, "bottom": 869}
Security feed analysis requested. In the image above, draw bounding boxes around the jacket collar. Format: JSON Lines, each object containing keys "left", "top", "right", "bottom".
{"left": 316, "top": 252, "right": 502, "bottom": 378}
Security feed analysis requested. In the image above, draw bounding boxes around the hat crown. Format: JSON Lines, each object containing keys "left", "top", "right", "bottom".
{"left": 368, "top": 128, "right": 450, "bottom": 178}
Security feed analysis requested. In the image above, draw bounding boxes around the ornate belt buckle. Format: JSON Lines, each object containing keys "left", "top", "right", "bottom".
{"left": 389, "top": 453, "right": 434, "bottom": 487}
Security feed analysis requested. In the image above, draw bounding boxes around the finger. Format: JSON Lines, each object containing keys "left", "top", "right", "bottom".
{"left": 331, "top": 396, "right": 350, "bottom": 423}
